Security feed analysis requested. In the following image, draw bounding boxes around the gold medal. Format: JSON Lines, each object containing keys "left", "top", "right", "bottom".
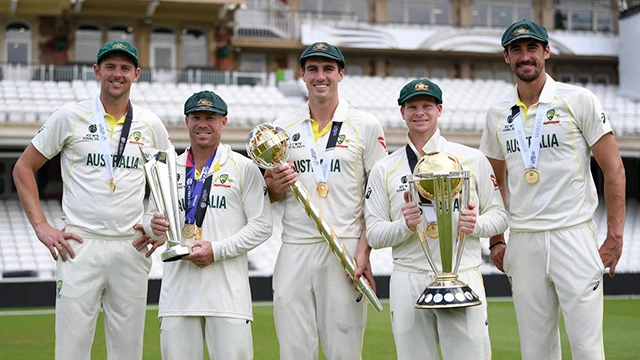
{"left": 525, "top": 168, "right": 540, "bottom": 184}
{"left": 317, "top": 182, "right": 329, "bottom": 198}
{"left": 182, "top": 224, "right": 195, "bottom": 238}
{"left": 195, "top": 227, "right": 202, "bottom": 241}
{"left": 109, "top": 179, "right": 116, "bottom": 193}
{"left": 426, "top": 222, "right": 439, "bottom": 238}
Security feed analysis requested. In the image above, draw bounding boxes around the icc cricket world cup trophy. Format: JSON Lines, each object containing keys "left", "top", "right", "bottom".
{"left": 409, "top": 152, "right": 481, "bottom": 309}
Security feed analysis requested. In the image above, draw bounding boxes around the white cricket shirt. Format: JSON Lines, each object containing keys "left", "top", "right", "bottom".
{"left": 480, "top": 74, "right": 612, "bottom": 231}
{"left": 365, "top": 129, "right": 508, "bottom": 272}
{"left": 274, "top": 98, "right": 388, "bottom": 243}
{"left": 32, "top": 99, "right": 171, "bottom": 237}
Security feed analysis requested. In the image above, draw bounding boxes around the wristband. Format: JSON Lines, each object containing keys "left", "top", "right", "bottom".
{"left": 489, "top": 241, "right": 506, "bottom": 251}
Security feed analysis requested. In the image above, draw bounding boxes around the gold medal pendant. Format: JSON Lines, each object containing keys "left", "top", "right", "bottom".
{"left": 525, "top": 168, "right": 540, "bottom": 184}
{"left": 426, "top": 222, "right": 439, "bottom": 238}
{"left": 195, "top": 227, "right": 202, "bottom": 241}
{"left": 109, "top": 179, "right": 116, "bottom": 193}
{"left": 317, "top": 182, "right": 329, "bottom": 198}
{"left": 182, "top": 224, "right": 195, "bottom": 238}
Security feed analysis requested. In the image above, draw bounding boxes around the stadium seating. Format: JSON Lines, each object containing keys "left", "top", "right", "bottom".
{"left": 1, "top": 78, "right": 638, "bottom": 135}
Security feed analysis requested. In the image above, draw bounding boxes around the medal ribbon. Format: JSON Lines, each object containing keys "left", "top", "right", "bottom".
{"left": 406, "top": 138, "right": 446, "bottom": 224}
{"left": 184, "top": 149, "right": 217, "bottom": 228}
{"left": 512, "top": 103, "right": 548, "bottom": 170}
{"left": 301, "top": 120, "right": 343, "bottom": 187}
{"left": 92, "top": 95, "right": 133, "bottom": 187}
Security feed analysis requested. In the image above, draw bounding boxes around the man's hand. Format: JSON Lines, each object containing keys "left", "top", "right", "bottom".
{"left": 184, "top": 241, "right": 214, "bottom": 268}
{"left": 149, "top": 212, "right": 169, "bottom": 237}
{"left": 132, "top": 223, "right": 165, "bottom": 258}
{"left": 459, "top": 201, "right": 477, "bottom": 235}
{"left": 489, "top": 235, "right": 506, "bottom": 273}
{"left": 599, "top": 235, "right": 623, "bottom": 277}
{"left": 402, "top": 191, "right": 421, "bottom": 231}
{"left": 352, "top": 243, "right": 376, "bottom": 293}
{"left": 35, "top": 224, "right": 84, "bottom": 262}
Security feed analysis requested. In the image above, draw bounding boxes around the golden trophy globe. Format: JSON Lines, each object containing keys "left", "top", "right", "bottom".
{"left": 246, "top": 123, "right": 383, "bottom": 312}
{"left": 410, "top": 152, "right": 481, "bottom": 308}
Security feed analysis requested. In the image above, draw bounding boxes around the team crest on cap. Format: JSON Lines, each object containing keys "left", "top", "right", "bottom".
{"left": 514, "top": 26, "right": 530, "bottom": 35}
{"left": 414, "top": 82, "right": 429, "bottom": 91}
{"left": 197, "top": 98, "right": 213, "bottom": 107}
{"left": 112, "top": 43, "right": 127, "bottom": 49}
{"left": 313, "top": 43, "right": 328, "bottom": 51}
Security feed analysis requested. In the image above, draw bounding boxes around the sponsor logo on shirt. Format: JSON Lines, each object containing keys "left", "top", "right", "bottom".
{"left": 289, "top": 132, "right": 305, "bottom": 149}
{"left": 56, "top": 280, "right": 63, "bottom": 299}
{"left": 83, "top": 124, "right": 100, "bottom": 141}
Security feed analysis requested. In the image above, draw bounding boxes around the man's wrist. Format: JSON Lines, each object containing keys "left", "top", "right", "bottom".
{"left": 489, "top": 241, "right": 506, "bottom": 251}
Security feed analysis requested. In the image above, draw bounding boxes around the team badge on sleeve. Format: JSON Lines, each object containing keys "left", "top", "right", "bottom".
{"left": 377, "top": 136, "right": 387, "bottom": 150}
{"left": 490, "top": 174, "right": 498, "bottom": 189}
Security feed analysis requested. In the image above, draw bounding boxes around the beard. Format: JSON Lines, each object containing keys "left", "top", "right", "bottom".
{"left": 514, "top": 62, "right": 543, "bottom": 82}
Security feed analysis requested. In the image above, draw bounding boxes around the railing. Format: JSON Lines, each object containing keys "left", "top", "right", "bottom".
{"left": 235, "top": 4, "right": 360, "bottom": 40}
{"left": 0, "top": 63, "right": 270, "bottom": 86}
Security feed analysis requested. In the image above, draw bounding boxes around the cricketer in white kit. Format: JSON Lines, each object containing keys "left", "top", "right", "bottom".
{"left": 13, "top": 40, "right": 172, "bottom": 360}
{"left": 145, "top": 90, "right": 273, "bottom": 360}
{"left": 365, "top": 78, "right": 508, "bottom": 360}
{"left": 481, "top": 19, "right": 625, "bottom": 360}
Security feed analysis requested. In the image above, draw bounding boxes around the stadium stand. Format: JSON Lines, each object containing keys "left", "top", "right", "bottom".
{"left": 1, "top": 78, "right": 639, "bottom": 136}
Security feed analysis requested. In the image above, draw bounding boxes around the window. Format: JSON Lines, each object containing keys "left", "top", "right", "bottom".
{"left": 577, "top": 73, "right": 592, "bottom": 85}
{"left": 4, "top": 22, "right": 31, "bottom": 65}
{"left": 301, "top": 0, "right": 368, "bottom": 21}
{"left": 346, "top": 64, "right": 363, "bottom": 76}
{"left": 431, "top": 68, "right": 447, "bottom": 79}
{"left": 394, "top": 67, "right": 410, "bottom": 78}
{"left": 387, "top": 0, "right": 451, "bottom": 25}
{"left": 559, "top": 73, "right": 574, "bottom": 83}
{"left": 413, "top": 68, "right": 429, "bottom": 78}
{"left": 554, "top": 0, "right": 612, "bottom": 32}
{"left": 473, "top": 0, "right": 532, "bottom": 28}
{"left": 181, "top": 28, "right": 207, "bottom": 68}
{"left": 108, "top": 25, "right": 134, "bottom": 43}
{"left": 476, "top": 69, "right": 494, "bottom": 80}
{"left": 594, "top": 74, "right": 609, "bottom": 85}
{"left": 239, "top": 53, "right": 266, "bottom": 72}
{"left": 150, "top": 28, "right": 176, "bottom": 69}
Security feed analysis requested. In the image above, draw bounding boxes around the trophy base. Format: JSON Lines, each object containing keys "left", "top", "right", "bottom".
{"left": 161, "top": 244, "right": 191, "bottom": 262}
{"left": 415, "top": 278, "right": 482, "bottom": 309}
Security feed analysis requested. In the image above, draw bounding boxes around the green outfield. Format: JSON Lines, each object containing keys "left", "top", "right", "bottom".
{"left": 0, "top": 297, "right": 638, "bottom": 359}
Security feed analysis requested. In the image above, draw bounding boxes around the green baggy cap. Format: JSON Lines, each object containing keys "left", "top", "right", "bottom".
{"left": 398, "top": 79, "right": 443, "bottom": 105}
{"left": 96, "top": 40, "right": 139, "bottom": 67}
{"left": 184, "top": 90, "right": 228, "bottom": 116}
{"left": 501, "top": 19, "right": 549, "bottom": 48}
{"left": 299, "top": 42, "right": 345, "bottom": 68}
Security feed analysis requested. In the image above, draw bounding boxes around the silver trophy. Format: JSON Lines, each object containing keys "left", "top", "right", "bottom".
{"left": 140, "top": 146, "right": 191, "bottom": 262}
{"left": 409, "top": 152, "right": 481, "bottom": 308}
{"left": 247, "top": 123, "right": 383, "bottom": 312}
